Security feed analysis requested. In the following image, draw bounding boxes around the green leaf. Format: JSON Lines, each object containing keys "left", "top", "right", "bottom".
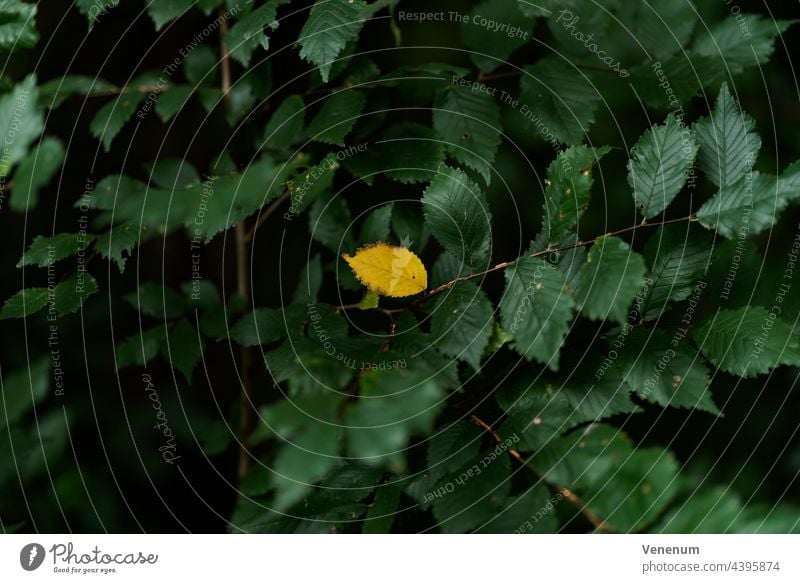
{"left": 433, "top": 86, "right": 502, "bottom": 184}
{"left": 309, "top": 195, "right": 353, "bottom": 253}
{"left": 154, "top": 85, "right": 193, "bottom": 122}
{"left": 430, "top": 280, "right": 494, "bottom": 370}
{"left": 251, "top": 391, "right": 343, "bottom": 446}
{"left": 18, "top": 233, "right": 94, "bottom": 268}
{"left": 184, "top": 44, "right": 217, "bottom": 86}
{"left": 362, "top": 484, "right": 402, "bottom": 534}
{"left": 627, "top": 114, "right": 698, "bottom": 219}
{"left": 261, "top": 95, "right": 305, "bottom": 152}
{"left": 694, "top": 83, "right": 761, "bottom": 190}
{"left": 640, "top": 225, "right": 712, "bottom": 320}
{"left": 345, "top": 366, "right": 448, "bottom": 472}
{"left": 499, "top": 255, "right": 574, "bottom": 369}
{"left": 231, "top": 308, "right": 285, "bottom": 347}
{"left": 38, "top": 75, "right": 115, "bottom": 109}
{"left": 89, "top": 91, "right": 145, "bottom": 152}
{"left": 270, "top": 422, "right": 340, "bottom": 511}
{"left": 655, "top": 487, "right": 743, "bottom": 533}
{"left": 164, "top": 320, "right": 203, "bottom": 383}
{"left": 147, "top": 0, "right": 194, "bottom": 30}
{"left": 0, "top": 75, "right": 43, "bottom": 178}
{"left": 541, "top": 145, "right": 610, "bottom": 243}
{"left": 617, "top": 2, "right": 696, "bottom": 60}
{"left": 629, "top": 54, "right": 725, "bottom": 110}
{"left": 342, "top": 123, "right": 445, "bottom": 185}
{"left": 476, "top": 483, "right": 558, "bottom": 533}
{"left": 692, "top": 14, "right": 796, "bottom": 75}
{"left": 10, "top": 137, "right": 65, "bottom": 213}
{"left": 116, "top": 325, "right": 168, "bottom": 368}
{"left": 124, "top": 283, "right": 190, "bottom": 319}
{"left": 392, "top": 205, "right": 430, "bottom": 252}
{"left": 426, "top": 422, "right": 483, "bottom": 480}
{"left": 0, "top": 0, "right": 38, "bottom": 50}
{"left": 619, "top": 329, "right": 719, "bottom": 414}
{"left": 516, "top": 0, "right": 564, "bottom": 18}
{"left": 461, "top": 0, "right": 530, "bottom": 73}
{"left": 497, "top": 378, "right": 584, "bottom": 451}
{"left": 144, "top": 158, "right": 200, "bottom": 189}
{"left": 358, "top": 204, "right": 393, "bottom": 244}
{"left": 227, "top": 0, "right": 280, "bottom": 66}
{"left": 532, "top": 424, "right": 679, "bottom": 532}
{"left": 421, "top": 166, "right": 492, "bottom": 267}
{"left": 0, "top": 288, "right": 48, "bottom": 320}
{"left": 696, "top": 172, "right": 783, "bottom": 239}
{"left": 695, "top": 307, "right": 800, "bottom": 378}
{"left": 432, "top": 449, "right": 512, "bottom": 533}
{"left": 53, "top": 273, "right": 98, "bottom": 315}
{"left": 95, "top": 224, "right": 139, "bottom": 273}
{"left": 547, "top": 0, "right": 620, "bottom": 62}
{"left": 75, "top": 0, "right": 118, "bottom": 28}
{"left": 0, "top": 359, "right": 49, "bottom": 429}
{"left": 193, "top": 156, "right": 295, "bottom": 241}
{"left": 574, "top": 236, "right": 647, "bottom": 324}
{"left": 298, "top": 0, "right": 367, "bottom": 83}
{"left": 519, "top": 57, "right": 601, "bottom": 146}
{"left": 306, "top": 90, "right": 366, "bottom": 146}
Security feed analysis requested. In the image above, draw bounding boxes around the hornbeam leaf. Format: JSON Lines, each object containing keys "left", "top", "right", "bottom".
{"left": 541, "top": 145, "right": 610, "bottom": 243}
{"left": 695, "top": 307, "right": 800, "bottom": 378}
{"left": 343, "top": 243, "right": 428, "bottom": 298}
{"left": 619, "top": 329, "right": 719, "bottom": 414}
{"left": 429, "top": 280, "right": 494, "bottom": 369}
{"left": 433, "top": 86, "right": 502, "bottom": 184}
{"left": 298, "top": 0, "right": 367, "bottom": 83}
{"left": 519, "top": 57, "right": 601, "bottom": 146}
{"left": 574, "top": 236, "right": 647, "bottom": 324}
{"left": 421, "top": 166, "right": 493, "bottom": 267}
{"left": 627, "top": 114, "right": 698, "bottom": 219}
{"left": 306, "top": 90, "right": 366, "bottom": 146}
{"left": 694, "top": 83, "right": 761, "bottom": 190}
{"left": 696, "top": 172, "right": 783, "bottom": 239}
{"left": 499, "top": 255, "right": 574, "bottom": 369}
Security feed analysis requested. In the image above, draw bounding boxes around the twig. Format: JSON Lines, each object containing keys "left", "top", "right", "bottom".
{"left": 477, "top": 70, "right": 523, "bottom": 82}
{"left": 246, "top": 190, "right": 290, "bottom": 242}
{"left": 470, "top": 414, "right": 610, "bottom": 532}
{"left": 218, "top": 11, "right": 255, "bottom": 481}
{"left": 85, "top": 85, "right": 171, "bottom": 98}
{"left": 414, "top": 214, "right": 697, "bottom": 305}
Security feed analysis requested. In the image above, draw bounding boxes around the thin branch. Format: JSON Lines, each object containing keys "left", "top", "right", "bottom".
{"left": 85, "top": 85, "right": 171, "bottom": 98}
{"left": 416, "top": 215, "right": 697, "bottom": 304}
{"left": 218, "top": 11, "right": 255, "bottom": 481}
{"left": 246, "top": 190, "right": 290, "bottom": 242}
{"left": 477, "top": 70, "right": 523, "bottom": 82}
{"left": 470, "top": 414, "right": 610, "bottom": 532}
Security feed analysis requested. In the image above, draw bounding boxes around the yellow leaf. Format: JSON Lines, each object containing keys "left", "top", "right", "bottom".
{"left": 342, "top": 243, "right": 428, "bottom": 298}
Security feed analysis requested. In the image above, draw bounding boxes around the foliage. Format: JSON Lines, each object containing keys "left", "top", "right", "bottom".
{"left": 1, "top": 0, "right": 799, "bottom": 534}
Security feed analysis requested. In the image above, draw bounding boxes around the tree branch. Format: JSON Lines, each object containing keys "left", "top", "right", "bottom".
{"left": 245, "top": 190, "right": 290, "bottom": 242}
{"left": 218, "top": 11, "right": 255, "bottom": 481}
{"left": 469, "top": 414, "right": 610, "bottom": 532}
{"left": 415, "top": 214, "right": 697, "bottom": 305}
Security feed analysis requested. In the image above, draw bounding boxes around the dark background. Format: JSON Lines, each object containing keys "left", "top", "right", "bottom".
{"left": 1, "top": 0, "right": 799, "bottom": 532}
